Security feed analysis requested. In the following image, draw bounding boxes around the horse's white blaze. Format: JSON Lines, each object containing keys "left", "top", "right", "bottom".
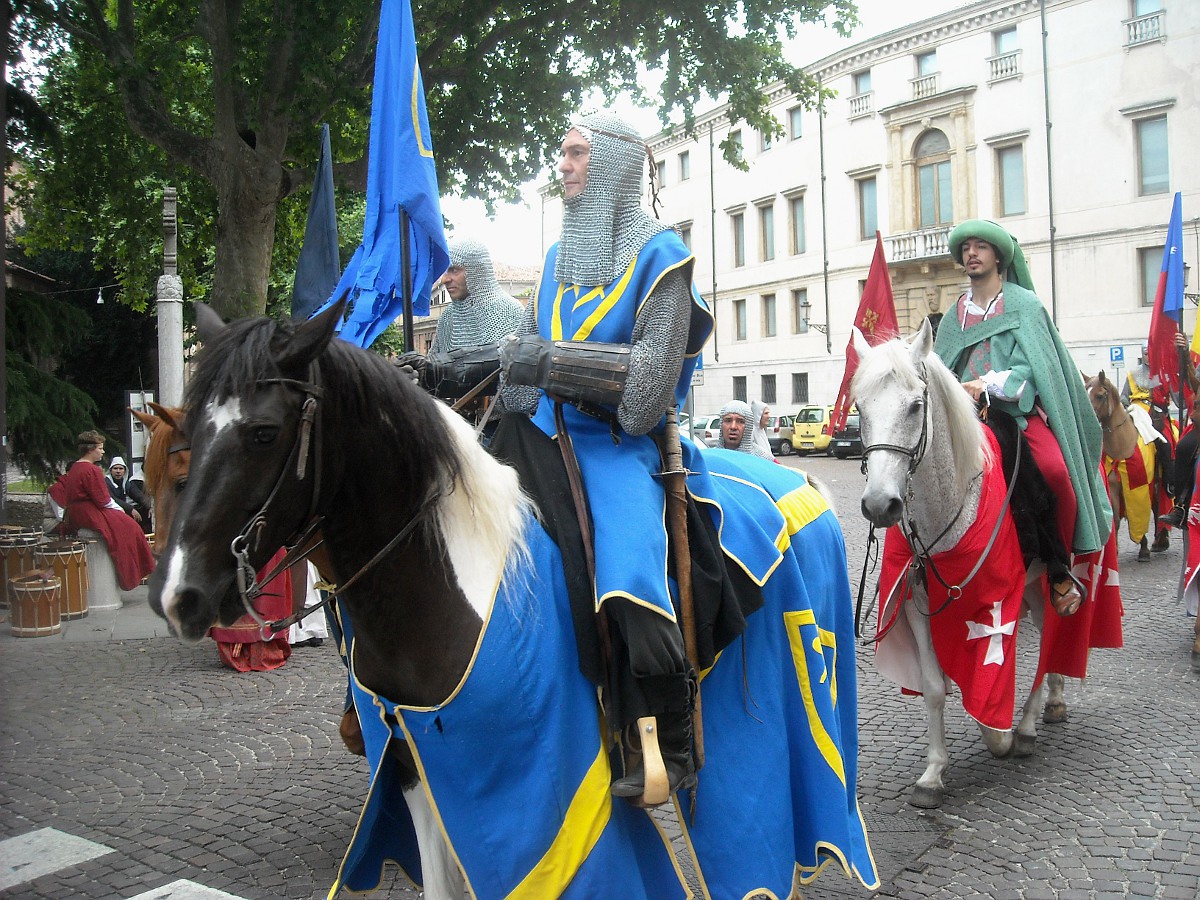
{"left": 433, "top": 402, "right": 531, "bottom": 622}
{"left": 205, "top": 395, "right": 245, "bottom": 439}
{"left": 157, "top": 545, "right": 190, "bottom": 637}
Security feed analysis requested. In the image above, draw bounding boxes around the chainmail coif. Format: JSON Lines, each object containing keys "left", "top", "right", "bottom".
{"left": 555, "top": 111, "right": 669, "bottom": 287}
{"left": 720, "top": 400, "right": 762, "bottom": 455}
{"left": 431, "top": 237, "right": 525, "bottom": 353}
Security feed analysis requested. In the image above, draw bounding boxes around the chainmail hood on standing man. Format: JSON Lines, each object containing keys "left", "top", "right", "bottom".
{"left": 431, "top": 237, "right": 525, "bottom": 353}
{"left": 554, "top": 111, "right": 669, "bottom": 287}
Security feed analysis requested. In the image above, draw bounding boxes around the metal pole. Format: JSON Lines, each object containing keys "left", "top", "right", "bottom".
{"left": 818, "top": 82, "right": 832, "bottom": 355}
{"left": 157, "top": 188, "right": 185, "bottom": 407}
{"left": 399, "top": 208, "right": 414, "bottom": 352}
{"left": 1040, "top": 0, "right": 1059, "bottom": 322}
{"left": 709, "top": 120, "right": 719, "bottom": 362}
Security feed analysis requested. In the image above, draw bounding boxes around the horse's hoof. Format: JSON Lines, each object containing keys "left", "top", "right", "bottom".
{"left": 1191, "top": 650, "right": 1200, "bottom": 674}
{"left": 1013, "top": 732, "right": 1037, "bottom": 757}
{"left": 1151, "top": 532, "right": 1169, "bottom": 552}
{"left": 909, "top": 784, "right": 944, "bottom": 809}
{"left": 1043, "top": 701, "right": 1068, "bottom": 724}
{"left": 1137, "top": 545, "right": 1151, "bottom": 562}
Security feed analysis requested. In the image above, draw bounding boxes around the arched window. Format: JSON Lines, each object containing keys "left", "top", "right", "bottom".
{"left": 915, "top": 129, "right": 953, "bottom": 228}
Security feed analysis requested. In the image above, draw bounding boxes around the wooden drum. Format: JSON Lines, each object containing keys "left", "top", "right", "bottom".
{"left": 9, "top": 572, "right": 62, "bottom": 637}
{"left": 0, "top": 525, "right": 43, "bottom": 608}
{"left": 35, "top": 540, "right": 89, "bottom": 620}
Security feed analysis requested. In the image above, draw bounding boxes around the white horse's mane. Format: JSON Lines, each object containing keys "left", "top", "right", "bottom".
{"left": 431, "top": 403, "right": 533, "bottom": 618}
{"left": 853, "top": 333, "right": 992, "bottom": 492}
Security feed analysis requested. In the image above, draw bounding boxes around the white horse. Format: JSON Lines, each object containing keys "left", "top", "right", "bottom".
{"left": 851, "top": 320, "right": 1067, "bottom": 809}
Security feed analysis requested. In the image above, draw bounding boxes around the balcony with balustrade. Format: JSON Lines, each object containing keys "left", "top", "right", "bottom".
{"left": 987, "top": 49, "right": 1021, "bottom": 83}
{"left": 910, "top": 72, "right": 939, "bottom": 100}
{"left": 848, "top": 91, "right": 874, "bottom": 120}
{"left": 1125, "top": 10, "right": 1165, "bottom": 47}
{"left": 886, "top": 225, "right": 953, "bottom": 263}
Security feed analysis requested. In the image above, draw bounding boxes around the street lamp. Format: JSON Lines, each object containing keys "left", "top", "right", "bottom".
{"left": 1186, "top": 262, "right": 1199, "bottom": 307}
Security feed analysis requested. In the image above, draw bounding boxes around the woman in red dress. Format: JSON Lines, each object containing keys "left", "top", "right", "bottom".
{"left": 49, "top": 431, "right": 155, "bottom": 590}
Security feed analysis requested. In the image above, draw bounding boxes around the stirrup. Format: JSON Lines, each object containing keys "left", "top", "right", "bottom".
{"left": 611, "top": 717, "right": 672, "bottom": 806}
{"left": 1050, "top": 573, "right": 1084, "bottom": 617}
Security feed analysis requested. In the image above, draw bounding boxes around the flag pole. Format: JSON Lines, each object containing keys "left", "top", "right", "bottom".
{"left": 399, "top": 207, "right": 414, "bottom": 352}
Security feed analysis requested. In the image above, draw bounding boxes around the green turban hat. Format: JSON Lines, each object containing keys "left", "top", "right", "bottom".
{"left": 948, "top": 218, "right": 1035, "bottom": 291}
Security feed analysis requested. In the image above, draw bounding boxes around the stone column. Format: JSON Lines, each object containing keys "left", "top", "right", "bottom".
{"left": 157, "top": 188, "right": 184, "bottom": 408}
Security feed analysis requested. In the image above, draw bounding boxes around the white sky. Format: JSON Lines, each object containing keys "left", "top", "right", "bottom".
{"left": 437, "top": 0, "right": 969, "bottom": 268}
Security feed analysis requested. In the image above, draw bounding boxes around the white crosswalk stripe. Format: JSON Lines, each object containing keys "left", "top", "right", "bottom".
{"left": 126, "top": 880, "right": 249, "bottom": 900}
{"left": 0, "top": 827, "right": 114, "bottom": 891}
{"left": 0, "top": 828, "right": 251, "bottom": 899}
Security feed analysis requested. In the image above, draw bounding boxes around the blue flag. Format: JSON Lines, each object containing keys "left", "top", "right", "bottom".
{"left": 322, "top": 0, "right": 450, "bottom": 349}
{"left": 291, "top": 124, "right": 341, "bottom": 322}
{"left": 1147, "top": 192, "right": 1184, "bottom": 400}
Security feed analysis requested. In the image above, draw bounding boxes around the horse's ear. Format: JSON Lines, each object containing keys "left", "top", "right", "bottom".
{"left": 851, "top": 326, "right": 871, "bottom": 359}
{"left": 130, "top": 407, "right": 158, "bottom": 431}
{"left": 910, "top": 317, "right": 934, "bottom": 362}
{"left": 147, "top": 401, "right": 185, "bottom": 431}
{"left": 274, "top": 298, "right": 347, "bottom": 373}
{"left": 195, "top": 303, "right": 227, "bottom": 343}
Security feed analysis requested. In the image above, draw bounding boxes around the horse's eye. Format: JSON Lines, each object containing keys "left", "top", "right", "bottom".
{"left": 252, "top": 426, "right": 279, "bottom": 445}
{"left": 909, "top": 399, "right": 924, "bottom": 416}
{"left": 174, "top": 477, "right": 188, "bottom": 495}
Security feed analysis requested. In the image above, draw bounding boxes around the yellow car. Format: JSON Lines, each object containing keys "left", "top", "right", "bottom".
{"left": 790, "top": 405, "right": 835, "bottom": 455}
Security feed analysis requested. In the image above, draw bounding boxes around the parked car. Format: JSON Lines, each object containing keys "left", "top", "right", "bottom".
{"left": 762, "top": 414, "right": 795, "bottom": 456}
{"left": 677, "top": 412, "right": 691, "bottom": 436}
{"left": 831, "top": 412, "right": 864, "bottom": 459}
{"left": 790, "top": 405, "right": 835, "bottom": 455}
{"left": 694, "top": 414, "right": 723, "bottom": 447}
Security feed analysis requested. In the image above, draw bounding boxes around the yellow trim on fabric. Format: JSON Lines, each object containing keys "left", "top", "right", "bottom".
{"left": 505, "top": 744, "right": 614, "bottom": 899}
{"left": 550, "top": 283, "right": 569, "bottom": 341}
{"left": 793, "top": 805, "right": 881, "bottom": 890}
{"left": 411, "top": 63, "right": 433, "bottom": 159}
{"left": 777, "top": 483, "right": 829, "bottom": 538}
{"left": 632, "top": 255, "right": 695, "bottom": 319}
{"left": 571, "top": 285, "right": 605, "bottom": 312}
{"left": 572, "top": 257, "right": 638, "bottom": 341}
{"left": 330, "top": 659, "right": 424, "bottom": 898}
{"left": 784, "top": 608, "right": 846, "bottom": 786}
{"left": 691, "top": 473, "right": 787, "bottom": 586}
{"left": 392, "top": 715, "right": 477, "bottom": 899}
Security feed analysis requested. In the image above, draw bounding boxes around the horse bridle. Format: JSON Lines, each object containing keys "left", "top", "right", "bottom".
{"left": 853, "top": 375, "right": 1018, "bottom": 640}
{"left": 225, "top": 363, "right": 440, "bottom": 640}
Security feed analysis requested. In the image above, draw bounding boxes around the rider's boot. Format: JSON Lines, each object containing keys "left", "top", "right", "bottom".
{"left": 611, "top": 672, "right": 697, "bottom": 803}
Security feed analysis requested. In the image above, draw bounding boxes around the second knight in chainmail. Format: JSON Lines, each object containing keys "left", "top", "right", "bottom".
{"left": 395, "top": 237, "right": 524, "bottom": 428}
{"left": 496, "top": 110, "right": 717, "bottom": 804}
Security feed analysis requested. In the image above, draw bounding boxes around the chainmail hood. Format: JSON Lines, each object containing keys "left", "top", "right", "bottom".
{"left": 432, "top": 237, "right": 525, "bottom": 352}
{"left": 719, "top": 400, "right": 758, "bottom": 453}
{"left": 554, "top": 110, "right": 668, "bottom": 287}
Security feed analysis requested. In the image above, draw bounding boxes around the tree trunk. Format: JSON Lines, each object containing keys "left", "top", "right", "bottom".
{"left": 209, "top": 158, "right": 283, "bottom": 321}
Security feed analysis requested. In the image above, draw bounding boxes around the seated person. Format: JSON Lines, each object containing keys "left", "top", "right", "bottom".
{"left": 106, "top": 456, "right": 153, "bottom": 535}
{"left": 48, "top": 431, "right": 155, "bottom": 591}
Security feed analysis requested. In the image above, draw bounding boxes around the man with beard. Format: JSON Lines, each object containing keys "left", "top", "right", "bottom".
{"left": 933, "top": 219, "right": 1111, "bottom": 614}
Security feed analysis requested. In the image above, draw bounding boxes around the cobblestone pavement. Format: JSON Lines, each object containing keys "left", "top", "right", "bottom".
{"left": 1, "top": 455, "right": 1198, "bottom": 899}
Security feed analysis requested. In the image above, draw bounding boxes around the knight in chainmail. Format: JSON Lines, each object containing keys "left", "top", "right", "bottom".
{"left": 718, "top": 400, "right": 772, "bottom": 458}
{"left": 493, "top": 110, "right": 718, "bottom": 804}
{"left": 394, "top": 237, "right": 525, "bottom": 433}
{"left": 430, "top": 237, "right": 525, "bottom": 353}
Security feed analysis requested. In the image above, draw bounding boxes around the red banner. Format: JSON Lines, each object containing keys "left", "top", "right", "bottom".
{"left": 831, "top": 232, "right": 899, "bottom": 433}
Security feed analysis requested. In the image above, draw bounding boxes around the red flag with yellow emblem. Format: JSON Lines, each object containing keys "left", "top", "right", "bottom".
{"left": 831, "top": 231, "right": 900, "bottom": 433}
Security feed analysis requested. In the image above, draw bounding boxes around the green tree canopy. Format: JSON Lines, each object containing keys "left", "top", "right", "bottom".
{"left": 17, "top": 0, "right": 857, "bottom": 320}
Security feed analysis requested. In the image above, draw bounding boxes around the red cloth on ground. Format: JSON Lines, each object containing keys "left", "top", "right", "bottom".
{"left": 208, "top": 548, "right": 293, "bottom": 672}
{"left": 49, "top": 460, "right": 155, "bottom": 590}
